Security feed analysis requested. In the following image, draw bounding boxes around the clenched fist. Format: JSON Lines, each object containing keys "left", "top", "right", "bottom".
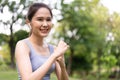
{"left": 54, "top": 40, "right": 69, "bottom": 58}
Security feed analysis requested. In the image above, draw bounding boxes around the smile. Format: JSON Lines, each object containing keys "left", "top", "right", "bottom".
{"left": 40, "top": 29, "right": 49, "bottom": 33}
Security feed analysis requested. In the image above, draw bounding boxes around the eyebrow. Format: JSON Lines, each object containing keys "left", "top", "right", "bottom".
{"left": 36, "top": 16, "right": 52, "bottom": 18}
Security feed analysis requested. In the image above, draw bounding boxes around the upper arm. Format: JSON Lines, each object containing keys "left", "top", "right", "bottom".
{"left": 15, "top": 40, "right": 32, "bottom": 79}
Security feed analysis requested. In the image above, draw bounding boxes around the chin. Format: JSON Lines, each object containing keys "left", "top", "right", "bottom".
{"left": 41, "top": 34, "right": 49, "bottom": 37}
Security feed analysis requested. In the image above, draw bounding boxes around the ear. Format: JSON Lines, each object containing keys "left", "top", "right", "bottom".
{"left": 26, "top": 19, "right": 31, "bottom": 26}
{"left": 26, "top": 19, "right": 32, "bottom": 29}
{"left": 26, "top": 19, "right": 30, "bottom": 24}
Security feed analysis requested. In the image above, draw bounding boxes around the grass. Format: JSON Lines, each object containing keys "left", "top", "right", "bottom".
{"left": 0, "top": 69, "right": 116, "bottom": 80}
{"left": 0, "top": 70, "right": 18, "bottom": 80}
{"left": 0, "top": 70, "right": 79, "bottom": 80}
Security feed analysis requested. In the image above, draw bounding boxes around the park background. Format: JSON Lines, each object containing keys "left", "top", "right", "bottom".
{"left": 0, "top": 0, "right": 120, "bottom": 80}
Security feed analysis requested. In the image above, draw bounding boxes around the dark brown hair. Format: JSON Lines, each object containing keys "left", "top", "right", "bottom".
{"left": 26, "top": 3, "right": 53, "bottom": 21}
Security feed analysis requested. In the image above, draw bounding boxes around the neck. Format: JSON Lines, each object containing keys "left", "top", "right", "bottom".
{"left": 28, "top": 34, "right": 44, "bottom": 46}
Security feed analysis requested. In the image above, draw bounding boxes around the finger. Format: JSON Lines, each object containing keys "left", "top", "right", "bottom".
{"left": 64, "top": 44, "right": 69, "bottom": 49}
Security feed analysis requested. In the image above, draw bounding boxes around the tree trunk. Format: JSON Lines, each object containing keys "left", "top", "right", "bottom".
{"left": 67, "top": 47, "right": 74, "bottom": 76}
{"left": 9, "top": 24, "right": 15, "bottom": 68}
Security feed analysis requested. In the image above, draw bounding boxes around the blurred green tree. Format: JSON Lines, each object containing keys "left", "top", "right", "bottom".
{"left": 108, "top": 13, "right": 120, "bottom": 79}
{"left": 54, "top": 0, "right": 103, "bottom": 76}
{"left": 0, "top": 33, "right": 9, "bottom": 45}
{"left": 0, "top": 0, "right": 33, "bottom": 68}
{"left": 14, "top": 30, "right": 29, "bottom": 47}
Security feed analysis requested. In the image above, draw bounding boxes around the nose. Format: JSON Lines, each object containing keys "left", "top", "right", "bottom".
{"left": 42, "top": 21, "right": 48, "bottom": 27}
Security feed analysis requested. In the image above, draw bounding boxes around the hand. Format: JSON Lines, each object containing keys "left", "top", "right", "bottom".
{"left": 57, "top": 55, "right": 64, "bottom": 62}
{"left": 56, "top": 56, "right": 66, "bottom": 67}
{"left": 54, "top": 40, "right": 69, "bottom": 58}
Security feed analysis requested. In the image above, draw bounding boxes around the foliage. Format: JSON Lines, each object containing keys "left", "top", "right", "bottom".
{"left": 53, "top": 0, "right": 120, "bottom": 78}
{"left": 0, "top": 0, "right": 34, "bottom": 67}
{"left": 0, "top": 63, "right": 11, "bottom": 71}
{"left": 101, "top": 55, "right": 117, "bottom": 68}
{"left": 0, "top": 44, "right": 10, "bottom": 64}
{"left": 72, "top": 55, "right": 92, "bottom": 71}
{"left": 0, "top": 33, "right": 9, "bottom": 45}
{"left": 54, "top": 0, "right": 102, "bottom": 74}
{"left": 14, "top": 30, "right": 29, "bottom": 46}
{"left": 0, "top": 30, "right": 29, "bottom": 66}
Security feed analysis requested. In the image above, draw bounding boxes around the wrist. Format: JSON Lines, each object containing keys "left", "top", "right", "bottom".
{"left": 51, "top": 52, "right": 58, "bottom": 60}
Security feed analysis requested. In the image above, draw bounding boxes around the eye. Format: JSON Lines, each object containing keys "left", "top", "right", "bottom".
{"left": 46, "top": 18, "right": 52, "bottom": 21}
{"left": 37, "top": 18, "right": 43, "bottom": 21}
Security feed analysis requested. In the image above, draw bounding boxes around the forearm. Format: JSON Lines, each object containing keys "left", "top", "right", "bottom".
{"left": 28, "top": 54, "right": 56, "bottom": 80}
{"left": 61, "top": 68, "right": 69, "bottom": 80}
{"left": 57, "top": 61, "right": 69, "bottom": 80}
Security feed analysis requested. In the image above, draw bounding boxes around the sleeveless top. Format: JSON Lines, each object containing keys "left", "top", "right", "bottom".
{"left": 17, "top": 39, "right": 55, "bottom": 80}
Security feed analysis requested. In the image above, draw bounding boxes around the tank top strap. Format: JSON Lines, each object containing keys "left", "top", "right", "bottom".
{"left": 48, "top": 44, "right": 54, "bottom": 55}
{"left": 23, "top": 39, "right": 34, "bottom": 51}
{"left": 24, "top": 38, "right": 54, "bottom": 55}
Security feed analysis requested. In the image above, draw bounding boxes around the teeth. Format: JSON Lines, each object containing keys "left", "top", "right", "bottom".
{"left": 40, "top": 29, "right": 48, "bottom": 32}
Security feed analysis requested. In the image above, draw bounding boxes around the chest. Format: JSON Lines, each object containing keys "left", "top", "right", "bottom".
{"left": 29, "top": 49, "right": 55, "bottom": 73}
{"left": 33, "top": 45, "right": 50, "bottom": 56}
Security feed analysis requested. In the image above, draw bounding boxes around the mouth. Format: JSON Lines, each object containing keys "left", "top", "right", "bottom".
{"left": 40, "top": 29, "right": 49, "bottom": 33}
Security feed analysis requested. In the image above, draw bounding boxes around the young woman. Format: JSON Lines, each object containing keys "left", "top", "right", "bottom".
{"left": 15, "top": 3, "right": 69, "bottom": 80}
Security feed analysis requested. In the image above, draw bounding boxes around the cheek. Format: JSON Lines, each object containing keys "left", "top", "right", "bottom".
{"left": 49, "top": 23, "right": 53, "bottom": 28}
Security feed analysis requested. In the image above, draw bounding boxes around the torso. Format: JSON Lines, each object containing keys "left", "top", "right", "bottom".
{"left": 17, "top": 38, "right": 55, "bottom": 80}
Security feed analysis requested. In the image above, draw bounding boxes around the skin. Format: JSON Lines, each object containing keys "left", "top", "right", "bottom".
{"left": 56, "top": 56, "right": 69, "bottom": 80}
{"left": 15, "top": 7, "right": 69, "bottom": 80}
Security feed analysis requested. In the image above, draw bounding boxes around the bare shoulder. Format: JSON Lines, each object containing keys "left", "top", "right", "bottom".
{"left": 16, "top": 39, "right": 28, "bottom": 49}
{"left": 15, "top": 39, "right": 30, "bottom": 57}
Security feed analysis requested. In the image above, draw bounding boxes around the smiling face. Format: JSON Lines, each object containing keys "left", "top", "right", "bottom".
{"left": 30, "top": 7, "right": 52, "bottom": 37}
